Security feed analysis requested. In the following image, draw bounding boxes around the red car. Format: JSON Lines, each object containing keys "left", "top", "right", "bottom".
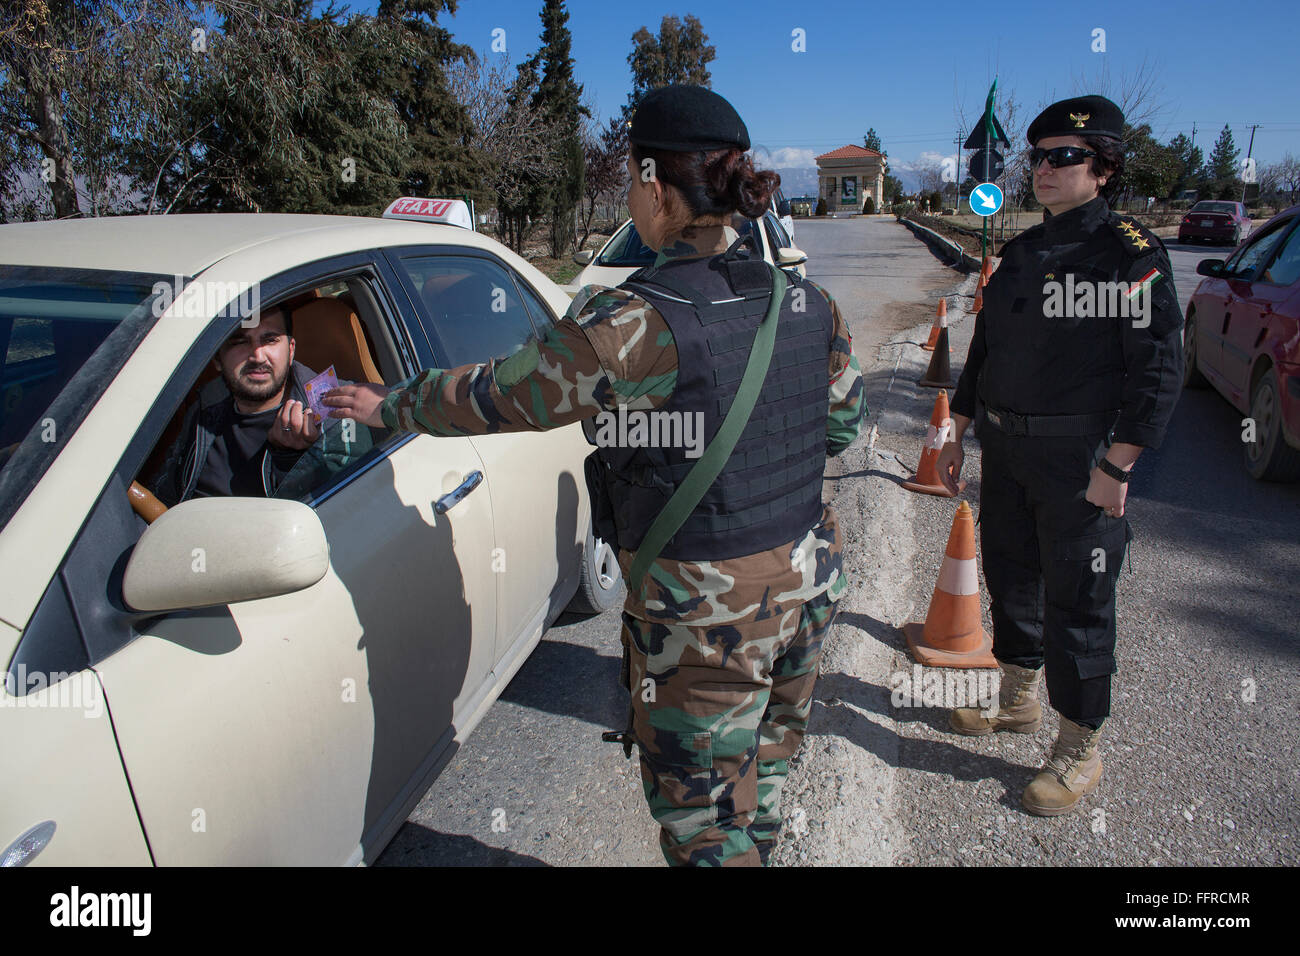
{"left": 1184, "top": 205, "right": 1300, "bottom": 480}
{"left": 1179, "top": 200, "right": 1253, "bottom": 245}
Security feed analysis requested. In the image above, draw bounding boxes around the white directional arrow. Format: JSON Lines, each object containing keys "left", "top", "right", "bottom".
{"left": 975, "top": 188, "right": 997, "bottom": 209}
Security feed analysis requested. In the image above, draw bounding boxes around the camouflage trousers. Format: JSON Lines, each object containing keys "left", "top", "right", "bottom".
{"left": 622, "top": 588, "right": 839, "bottom": 866}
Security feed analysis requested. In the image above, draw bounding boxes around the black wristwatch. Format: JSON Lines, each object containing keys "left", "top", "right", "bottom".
{"left": 1097, "top": 458, "right": 1131, "bottom": 483}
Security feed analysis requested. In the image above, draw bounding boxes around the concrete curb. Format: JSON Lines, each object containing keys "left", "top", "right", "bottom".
{"left": 898, "top": 218, "right": 981, "bottom": 273}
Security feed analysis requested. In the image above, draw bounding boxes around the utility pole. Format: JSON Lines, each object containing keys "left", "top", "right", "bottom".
{"left": 954, "top": 132, "right": 963, "bottom": 212}
{"left": 1241, "top": 123, "right": 1260, "bottom": 203}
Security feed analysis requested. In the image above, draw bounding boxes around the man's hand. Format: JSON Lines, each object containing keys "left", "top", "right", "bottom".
{"left": 322, "top": 383, "right": 392, "bottom": 429}
{"left": 935, "top": 411, "right": 972, "bottom": 495}
{"left": 1085, "top": 467, "right": 1129, "bottom": 517}
{"left": 267, "top": 399, "right": 320, "bottom": 450}
{"left": 936, "top": 441, "right": 965, "bottom": 496}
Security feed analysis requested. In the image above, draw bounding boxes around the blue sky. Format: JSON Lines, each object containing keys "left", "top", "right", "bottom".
{"left": 347, "top": 0, "right": 1299, "bottom": 189}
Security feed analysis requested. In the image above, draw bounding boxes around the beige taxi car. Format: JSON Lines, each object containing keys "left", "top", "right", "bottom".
{"left": 0, "top": 200, "right": 622, "bottom": 866}
{"left": 564, "top": 210, "right": 807, "bottom": 294}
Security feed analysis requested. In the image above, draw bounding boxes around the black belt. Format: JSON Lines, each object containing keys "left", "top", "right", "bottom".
{"left": 983, "top": 406, "right": 1118, "bottom": 438}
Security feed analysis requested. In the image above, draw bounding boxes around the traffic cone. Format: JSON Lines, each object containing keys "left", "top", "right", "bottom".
{"left": 918, "top": 324, "right": 954, "bottom": 388}
{"left": 921, "top": 298, "right": 954, "bottom": 352}
{"left": 902, "top": 501, "right": 996, "bottom": 669}
{"left": 972, "top": 285, "right": 984, "bottom": 314}
{"left": 902, "top": 390, "right": 965, "bottom": 497}
{"left": 981, "top": 256, "right": 994, "bottom": 284}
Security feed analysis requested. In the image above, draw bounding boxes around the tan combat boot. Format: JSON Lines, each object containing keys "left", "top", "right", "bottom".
{"left": 949, "top": 662, "right": 1043, "bottom": 735}
{"left": 1021, "top": 716, "right": 1103, "bottom": 816}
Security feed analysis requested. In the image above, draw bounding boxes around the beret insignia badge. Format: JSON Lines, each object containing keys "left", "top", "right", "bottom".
{"left": 1069, "top": 112, "right": 1090, "bottom": 128}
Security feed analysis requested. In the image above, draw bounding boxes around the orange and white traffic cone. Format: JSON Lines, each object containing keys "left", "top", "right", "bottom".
{"left": 902, "top": 501, "right": 996, "bottom": 668}
{"left": 902, "top": 389, "right": 965, "bottom": 497}
{"left": 981, "top": 256, "right": 994, "bottom": 284}
{"left": 922, "top": 298, "right": 950, "bottom": 352}
{"left": 972, "top": 284, "right": 984, "bottom": 314}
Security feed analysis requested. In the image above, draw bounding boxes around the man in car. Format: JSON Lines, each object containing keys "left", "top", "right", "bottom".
{"left": 148, "top": 306, "right": 342, "bottom": 505}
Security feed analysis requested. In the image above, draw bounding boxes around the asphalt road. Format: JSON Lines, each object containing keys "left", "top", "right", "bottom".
{"left": 877, "top": 225, "right": 1300, "bottom": 866}
{"left": 377, "top": 217, "right": 1298, "bottom": 867}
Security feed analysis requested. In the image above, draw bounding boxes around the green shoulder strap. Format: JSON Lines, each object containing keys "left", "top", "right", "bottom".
{"left": 627, "top": 263, "right": 788, "bottom": 600}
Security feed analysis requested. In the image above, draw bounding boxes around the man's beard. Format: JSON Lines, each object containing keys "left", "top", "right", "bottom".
{"left": 223, "top": 360, "right": 290, "bottom": 404}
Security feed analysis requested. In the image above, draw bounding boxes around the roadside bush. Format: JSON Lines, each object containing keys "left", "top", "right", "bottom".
{"left": 862, "top": 196, "right": 876, "bottom": 215}
{"left": 815, "top": 197, "right": 827, "bottom": 216}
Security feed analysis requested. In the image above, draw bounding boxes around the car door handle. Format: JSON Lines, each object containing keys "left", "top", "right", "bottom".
{"left": 434, "top": 470, "right": 483, "bottom": 514}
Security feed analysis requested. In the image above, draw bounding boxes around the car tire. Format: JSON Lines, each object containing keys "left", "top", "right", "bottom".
{"left": 1245, "top": 367, "right": 1300, "bottom": 482}
{"left": 1182, "top": 311, "right": 1209, "bottom": 389}
{"left": 566, "top": 520, "right": 624, "bottom": 614}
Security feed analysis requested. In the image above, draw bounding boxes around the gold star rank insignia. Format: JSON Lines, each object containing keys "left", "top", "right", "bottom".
{"left": 1069, "top": 112, "right": 1090, "bottom": 128}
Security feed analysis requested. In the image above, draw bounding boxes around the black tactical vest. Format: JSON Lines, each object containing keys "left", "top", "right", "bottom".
{"left": 585, "top": 247, "right": 835, "bottom": 561}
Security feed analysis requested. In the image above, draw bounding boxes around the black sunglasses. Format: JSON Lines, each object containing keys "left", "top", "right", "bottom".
{"left": 1029, "top": 146, "right": 1097, "bottom": 169}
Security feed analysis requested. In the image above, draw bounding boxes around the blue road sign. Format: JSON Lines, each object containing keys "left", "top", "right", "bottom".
{"left": 969, "top": 182, "right": 1003, "bottom": 217}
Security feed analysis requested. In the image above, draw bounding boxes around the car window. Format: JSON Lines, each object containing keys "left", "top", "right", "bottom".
{"left": 0, "top": 267, "right": 166, "bottom": 531}
{"left": 398, "top": 254, "right": 538, "bottom": 368}
{"left": 135, "top": 272, "right": 400, "bottom": 510}
{"left": 516, "top": 276, "right": 557, "bottom": 328}
{"left": 596, "top": 222, "right": 656, "bottom": 267}
{"left": 1226, "top": 218, "right": 1294, "bottom": 277}
{"left": 1259, "top": 224, "right": 1300, "bottom": 287}
{"left": 1194, "top": 201, "right": 1237, "bottom": 215}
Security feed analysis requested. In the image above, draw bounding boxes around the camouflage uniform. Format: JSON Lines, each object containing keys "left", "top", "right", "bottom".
{"left": 381, "top": 224, "right": 865, "bottom": 866}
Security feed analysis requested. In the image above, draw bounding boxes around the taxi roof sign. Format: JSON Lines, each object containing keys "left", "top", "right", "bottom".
{"left": 383, "top": 197, "right": 473, "bottom": 230}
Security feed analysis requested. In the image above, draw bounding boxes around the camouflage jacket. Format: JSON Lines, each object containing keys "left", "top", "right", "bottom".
{"left": 380, "top": 224, "right": 865, "bottom": 626}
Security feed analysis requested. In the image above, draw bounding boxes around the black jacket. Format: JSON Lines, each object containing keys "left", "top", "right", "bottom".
{"left": 951, "top": 196, "right": 1183, "bottom": 448}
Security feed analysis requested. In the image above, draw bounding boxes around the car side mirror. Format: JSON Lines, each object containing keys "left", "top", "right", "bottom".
{"left": 778, "top": 247, "right": 808, "bottom": 267}
{"left": 122, "top": 497, "right": 330, "bottom": 612}
{"left": 1196, "top": 259, "right": 1226, "bottom": 278}
{"left": 572, "top": 250, "right": 594, "bottom": 266}
{"left": 777, "top": 200, "right": 792, "bottom": 217}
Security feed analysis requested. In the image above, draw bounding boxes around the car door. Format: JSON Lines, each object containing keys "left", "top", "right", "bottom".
{"left": 89, "top": 254, "right": 499, "bottom": 865}
{"left": 1217, "top": 217, "right": 1296, "bottom": 403}
{"left": 383, "top": 247, "right": 579, "bottom": 665}
{"left": 1232, "top": 220, "right": 1300, "bottom": 397}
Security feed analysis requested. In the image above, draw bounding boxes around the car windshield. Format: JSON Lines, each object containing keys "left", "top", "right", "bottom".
{"left": 597, "top": 222, "right": 656, "bottom": 266}
{"left": 0, "top": 266, "right": 169, "bottom": 531}
{"left": 1193, "top": 202, "right": 1237, "bottom": 215}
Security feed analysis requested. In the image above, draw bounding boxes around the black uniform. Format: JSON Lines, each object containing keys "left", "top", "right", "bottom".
{"left": 950, "top": 195, "right": 1183, "bottom": 725}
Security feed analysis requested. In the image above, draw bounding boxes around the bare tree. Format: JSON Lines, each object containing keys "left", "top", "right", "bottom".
{"left": 1267, "top": 152, "right": 1300, "bottom": 205}
{"left": 577, "top": 115, "right": 627, "bottom": 249}
{"left": 448, "top": 49, "right": 561, "bottom": 252}
{"left": 916, "top": 161, "right": 944, "bottom": 195}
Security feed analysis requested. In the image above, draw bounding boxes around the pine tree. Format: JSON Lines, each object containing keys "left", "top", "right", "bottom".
{"left": 531, "top": 0, "right": 588, "bottom": 258}
{"left": 1208, "top": 124, "right": 1240, "bottom": 199}
{"left": 864, "top": 128, "right": 884, "bottom": 155}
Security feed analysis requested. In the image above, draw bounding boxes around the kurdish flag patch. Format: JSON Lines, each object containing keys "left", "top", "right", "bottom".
{"left": 1125, "top": 268, "right": 1163, "bottom": 301}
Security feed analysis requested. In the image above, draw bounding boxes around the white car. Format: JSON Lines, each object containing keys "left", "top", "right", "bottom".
{"left": 0, "top": 200, "right": 623, "bottom": 865}
{"left": 566, "top": 211, "right": 808, "bottom": 294}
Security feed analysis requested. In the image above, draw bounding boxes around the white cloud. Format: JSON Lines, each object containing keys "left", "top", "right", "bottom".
{"left": 751, "top": 146, "right": 817, "bottom": 168}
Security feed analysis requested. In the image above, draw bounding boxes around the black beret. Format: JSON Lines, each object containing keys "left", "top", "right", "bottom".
{"left": 628, "top": 85, "right": 750, "bottom": 152}
{"left": 1027, "top": 95, "right": 1124, "bottom": 144}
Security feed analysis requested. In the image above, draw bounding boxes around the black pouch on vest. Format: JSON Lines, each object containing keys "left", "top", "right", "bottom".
{"left": 582, "top": 451, "right": 620, "bottom": 550}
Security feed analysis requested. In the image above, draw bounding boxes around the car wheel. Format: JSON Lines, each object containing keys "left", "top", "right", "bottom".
{"left": 1182, "top": 311, "right": 1209, "bottom": 389}
{"left": 566, "top": 520, "right": 624, "bottom": 614}
{"left": 1245, "top": 367, "right": 1300, "bottom": 482}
